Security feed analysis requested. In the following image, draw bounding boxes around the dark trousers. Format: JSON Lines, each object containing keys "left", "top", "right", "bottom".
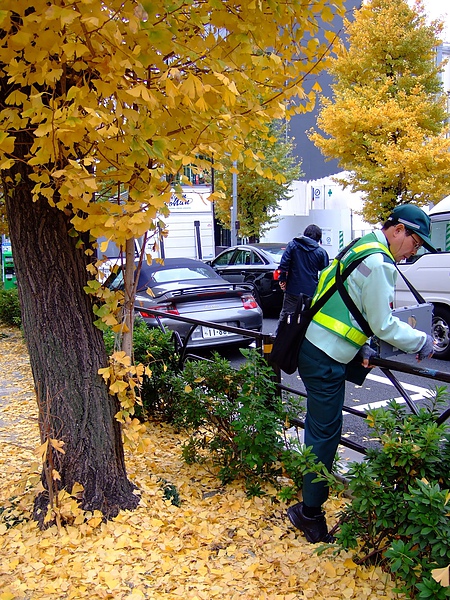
{"left": 276, "top": 292, "right": 299, "bottom": 333}
{"left": 297, "top": 337, "right": 346, "bottom": 508}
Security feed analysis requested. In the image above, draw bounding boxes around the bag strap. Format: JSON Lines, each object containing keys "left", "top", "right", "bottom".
{"left": 334, "top": 237, "right": 361, "bottom": 261}
{"left": 394, "top": 264, "right": 426, "bottom": 304}
{"left": 306, "top": 251, "right": 367, "bottom": 320}
{"left": 335, "top": 261, "right": 373, "bottom": 338}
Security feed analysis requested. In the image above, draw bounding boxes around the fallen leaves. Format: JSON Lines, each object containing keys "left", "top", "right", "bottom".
{"left": 432, "top": 565, "right": 450, "bottom": 586}
{"left": 0, "top": 326, "right": 402, "bottom": 599}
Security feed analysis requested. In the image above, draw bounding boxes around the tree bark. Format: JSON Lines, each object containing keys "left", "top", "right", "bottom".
{"left": 2, "top": 138, "right": 139, "bottom": 525}
{"left": 122, "top": 237, "right": 136, "bottom": 359}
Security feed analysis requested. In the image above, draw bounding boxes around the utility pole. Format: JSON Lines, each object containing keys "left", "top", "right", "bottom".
{"left": 231, "top": 161, "right": 238, "bottom": 245}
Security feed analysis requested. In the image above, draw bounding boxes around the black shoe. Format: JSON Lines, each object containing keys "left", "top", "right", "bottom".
{"left": 287, "top": 502, "right": 335, "bottom": 544}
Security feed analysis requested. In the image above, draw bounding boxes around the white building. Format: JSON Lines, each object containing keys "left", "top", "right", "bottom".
{"left": 260, "top": 176, "right": 373, "bottom": 258}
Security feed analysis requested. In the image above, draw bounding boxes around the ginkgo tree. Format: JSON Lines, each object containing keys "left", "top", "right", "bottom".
{"left": 0, "top": 0, "right": 344, "bottom": 523}
{"left": 309, "top": 0, "right": 450, "bottom": 223}
{"left": 213, "top": 121, "right": 303, "bottom": 241}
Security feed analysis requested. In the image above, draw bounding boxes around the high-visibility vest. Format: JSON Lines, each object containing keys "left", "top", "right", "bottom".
{"left": 310, "top": 235, "right": 395, "bottom": 348}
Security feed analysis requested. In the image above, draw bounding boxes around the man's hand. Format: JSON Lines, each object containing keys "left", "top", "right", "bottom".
{"left": 417, "top": 334, "right": 434, "bottom": 362}
{"left": 356, "top": 343, "right": 377, "bottom": 368}
{"left": 279, "top": 281, "right": 286, "bottom": 291}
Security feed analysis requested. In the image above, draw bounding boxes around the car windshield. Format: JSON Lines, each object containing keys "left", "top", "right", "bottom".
{"left": 151, "top": 266, "right": 214, "bottom": 283}
{"left": 263, "top": 247, "right": 286, "bottom": 259}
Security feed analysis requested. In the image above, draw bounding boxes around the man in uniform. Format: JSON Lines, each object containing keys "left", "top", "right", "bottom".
{"left": 287, "top": 204, "right": 435, "bottom": 544}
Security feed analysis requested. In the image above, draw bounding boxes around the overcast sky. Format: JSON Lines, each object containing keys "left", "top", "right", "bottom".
{"left": 409, "top": 0, "right": 449, "bottom": 40}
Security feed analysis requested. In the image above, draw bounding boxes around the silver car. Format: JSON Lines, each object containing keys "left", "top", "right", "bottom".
{"left": 106, "top": 257, "right": 263, "bottom": 348}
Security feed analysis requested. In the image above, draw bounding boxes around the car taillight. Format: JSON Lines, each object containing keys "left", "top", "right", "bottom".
{"left": 138, "top": 303, "right": 180, "bottom": 318}
{"left": 241, "top": 294, "right": 258, "bottom": 309}
{"left": 273, "top": 269, "right": 282, "bottom": 281}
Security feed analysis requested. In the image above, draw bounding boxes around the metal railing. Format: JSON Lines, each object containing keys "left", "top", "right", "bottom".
{"left": 146, "top": 309, "right": 450, "bottom": 457}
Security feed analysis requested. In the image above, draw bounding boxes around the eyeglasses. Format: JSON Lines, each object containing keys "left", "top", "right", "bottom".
{"left": 406, "top": 230, "right": 422, "bottom": 252}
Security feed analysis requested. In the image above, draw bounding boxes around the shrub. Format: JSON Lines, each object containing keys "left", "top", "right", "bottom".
{"left": 103, "top": 322, "right": 339, "bottom": 499}
{"left": 165, "top": 347, "right": 314, "bottom": 497}
{"left": 336, "top": 390, "right": 450, "bottom": 599}
{"left": 104, "top": 318, "right": 181, "bottom": 420}
{"left": 0, "top": 283, "right": 21, "bottom": 327}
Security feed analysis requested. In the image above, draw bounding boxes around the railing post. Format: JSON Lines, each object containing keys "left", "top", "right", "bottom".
{"left": 262, "top": 333, "right": 282, "bottom": 397}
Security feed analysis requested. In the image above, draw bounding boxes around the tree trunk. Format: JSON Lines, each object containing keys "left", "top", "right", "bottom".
{"left": 122, "top": 238, "right": 136, "bottom": 359}
{"left": 2, "top": 141, "right": 139, "bottom": 525}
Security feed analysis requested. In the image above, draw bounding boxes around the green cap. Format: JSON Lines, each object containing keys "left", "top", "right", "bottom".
{"left": 388, "top": 204, "right": 436, "bottom": 252}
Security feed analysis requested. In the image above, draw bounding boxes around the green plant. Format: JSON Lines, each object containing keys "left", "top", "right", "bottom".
{"left": 336, "top": 390, "right": 450, "bottom": 599}
{"left": 0, "top": 283, "right": 21, "bottom": 327}
{"left": 159, "top": 479, "right": 181, "bottom": 507}
{"left": 104, "top": 318, "right": 181, "bottom": 420}
{"left": 103, "top": 323, "right": 341, "bottom": 501}
{"left": 166, "top": 347, "right": 314, "bottom": 497}
{"left": 279, "top": 440, "right": 343, "bottom": 503}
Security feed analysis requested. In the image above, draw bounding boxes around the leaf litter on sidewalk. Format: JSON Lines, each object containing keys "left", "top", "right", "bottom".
{"left": 0, "top": 326, "right": 403, "bottom": 600}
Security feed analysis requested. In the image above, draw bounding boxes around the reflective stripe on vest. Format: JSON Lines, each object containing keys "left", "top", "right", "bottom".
{"left": 313, "top": 311, "right": 368, "bottom": 346}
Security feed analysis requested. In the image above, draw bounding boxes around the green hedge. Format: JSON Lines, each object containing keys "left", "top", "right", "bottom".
{"left": 338, "top": 392, "right": 450, "bottom": 599}
{"left": 0, "top": 283, "right": 21, "bottom": 327}
{"left": 103, "top": 318, "right": 181, "bottom": 421}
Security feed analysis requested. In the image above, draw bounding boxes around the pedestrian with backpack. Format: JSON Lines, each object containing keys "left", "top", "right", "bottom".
{"left": 277, "top": 224, "right": 329, "bottom": 329}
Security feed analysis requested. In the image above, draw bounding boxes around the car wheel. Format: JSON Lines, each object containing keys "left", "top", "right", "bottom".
{"left": 431, "top": 305, "right": 450, "bottom": 360}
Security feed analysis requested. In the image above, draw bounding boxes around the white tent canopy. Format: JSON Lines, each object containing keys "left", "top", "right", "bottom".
{"left": 429, "top": 196, "right": 450, "bottom": 215}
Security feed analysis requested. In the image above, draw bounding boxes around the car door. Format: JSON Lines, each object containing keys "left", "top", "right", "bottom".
{"left": 229, "top": 248, "right": 270, "bottom": 300}
{"left": 244, "top": 249, "right": 273, "bottom": 297}
{"left": 211, "top": 249, "right": 248, "bottom": 283}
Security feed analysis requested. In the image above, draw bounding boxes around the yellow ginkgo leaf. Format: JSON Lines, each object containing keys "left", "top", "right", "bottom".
{"left": 35, "top": 440, "right": 49, "bottom": 461}
{"left": 432, "top": 565, "right": 450, "bottom": 587}
{"left": 50, "top": 438, "right": 66, "bottom": 454}
{"left": 88, "top": 516, "right": 103, "bottom": 528}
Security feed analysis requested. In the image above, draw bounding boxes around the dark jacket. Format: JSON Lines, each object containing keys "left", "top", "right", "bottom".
{"left": 278, "top": 236, "right": 329, "bottom": 297}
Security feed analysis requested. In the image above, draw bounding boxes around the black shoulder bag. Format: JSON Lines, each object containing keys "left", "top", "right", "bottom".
{"left": 269, "top": 240, "right": 365, "bottom": 374}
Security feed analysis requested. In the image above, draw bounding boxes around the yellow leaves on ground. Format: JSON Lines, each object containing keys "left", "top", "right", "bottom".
{"left": 0, "top": 327, "right": 400, "bottom": 599}
{"left": 432, "top": 565, "right": 450, "bottom": 586}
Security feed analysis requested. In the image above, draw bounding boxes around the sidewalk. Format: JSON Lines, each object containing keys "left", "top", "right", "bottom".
{"left": 0, "top": 325, "right": 400, "bottom": 600}
{"left": 0, "top": 328, "right": 36, "bottom": 444}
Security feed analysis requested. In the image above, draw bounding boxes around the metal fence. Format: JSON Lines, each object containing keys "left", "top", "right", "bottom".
{"left": 149, "top": 309, "right": 450, "bottom": 457}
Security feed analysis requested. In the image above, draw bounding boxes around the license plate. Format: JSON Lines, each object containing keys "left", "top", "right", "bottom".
{"left": 202, "top": 325, "right": 234, "bottom": 338}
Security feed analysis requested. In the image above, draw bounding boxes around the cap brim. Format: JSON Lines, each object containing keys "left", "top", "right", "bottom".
{"left": 419, "top": 235, "right": 437, "bottom": 253}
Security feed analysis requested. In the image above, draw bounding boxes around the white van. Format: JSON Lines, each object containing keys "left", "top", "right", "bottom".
{"left": 395, "top": 196, "right": 450, "bottom": 359}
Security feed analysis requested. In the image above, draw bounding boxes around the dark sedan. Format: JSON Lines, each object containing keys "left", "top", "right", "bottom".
{"left": 106, "top": 257, "right": 263, "bottom": 348}
{"left": 207, "top": 243, "right": 287, "bottom": 314}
